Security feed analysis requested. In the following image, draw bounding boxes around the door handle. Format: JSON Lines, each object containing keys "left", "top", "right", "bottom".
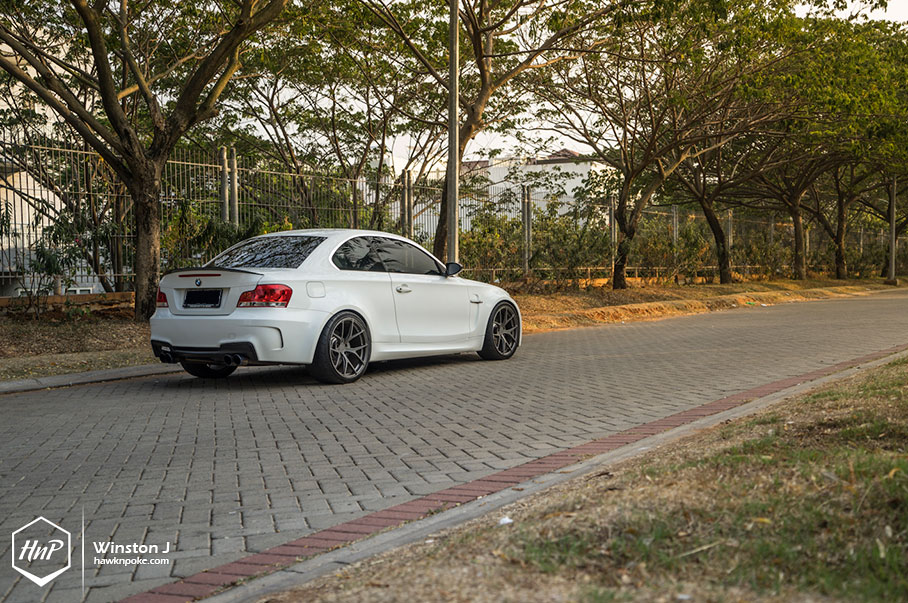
{"left": 395, "top": 285, "right": 412, "bottom": 293}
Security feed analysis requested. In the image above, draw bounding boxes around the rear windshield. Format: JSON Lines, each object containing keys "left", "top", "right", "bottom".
{"left": 208, "top": 235, "right": 326, "bottom": 269}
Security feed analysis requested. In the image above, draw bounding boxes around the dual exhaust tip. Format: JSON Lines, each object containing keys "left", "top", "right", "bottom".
{"left": 222, "top": 354, "right": 246, "bottom": 366}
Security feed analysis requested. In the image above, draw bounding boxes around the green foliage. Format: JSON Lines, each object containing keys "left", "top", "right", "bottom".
{"left": 731, "top": 228, "right": 793, "bottom": 279}
{"left": 160, "top": 201, "right": 261, "bottom": 270}
{"left": 531, "top": 199, "right": 611, "bottom": 282}
{"left": 630, "top": 212, "right": 714, "bottom": 280}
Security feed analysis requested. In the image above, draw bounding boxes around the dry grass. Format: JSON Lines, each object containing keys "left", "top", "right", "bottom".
{"left": 515, "top": 278, "right": 896, "bottom": 333}
{"left": 264, "top": 357, "right": 908, "bottom": 603}
{"left": 0, "top": 311, "right": 151, "bottom": 380}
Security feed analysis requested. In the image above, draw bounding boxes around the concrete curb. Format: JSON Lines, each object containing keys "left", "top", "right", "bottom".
{"left": 0, "top": 363, "right": 181, "bottom": 395}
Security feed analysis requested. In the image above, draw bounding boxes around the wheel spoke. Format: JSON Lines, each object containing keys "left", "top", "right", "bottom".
{"left": 328, "top": 315, "right": 370, "bottom": 378}
{"left": 491, "top": 306, "right": 518, "bottom": 354}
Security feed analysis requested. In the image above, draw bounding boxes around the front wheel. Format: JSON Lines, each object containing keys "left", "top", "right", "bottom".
{"left": 309, "top": 311, "right": 372, "bottom": 384}
{"left": 180, "top": 360, "right": 237, "bottom": 379}
{"left": 478, "top": 301, "right": 520, "bottom": 360}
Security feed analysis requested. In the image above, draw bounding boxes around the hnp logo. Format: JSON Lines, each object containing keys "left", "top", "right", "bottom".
{"left": 11, "top": 517, "right": 71, "bottom": 586}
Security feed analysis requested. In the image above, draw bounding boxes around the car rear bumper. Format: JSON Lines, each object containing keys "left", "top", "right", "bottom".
{"left": 149, "top": 308, "right": 328, "bottom": 365}
{"left": 151, "top": 340, "right": 261, "bottom": 365}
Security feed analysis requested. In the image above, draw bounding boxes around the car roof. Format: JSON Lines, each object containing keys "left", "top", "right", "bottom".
{"left": 256, "top": 229, "right": 412, "bottom": 242}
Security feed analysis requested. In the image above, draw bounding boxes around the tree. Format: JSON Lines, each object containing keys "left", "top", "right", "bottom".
{"left": 0, "top": 0, "right": 289, "bottom": 319}
{"left": 356, "top": 0, "right": 630, "bottom": 260}
{"left": 736, "top": 17, "right": 907, "bottom": 280}
{"left": 671, "top": 135, "right": 789, "bottom": 284}
{"left": 202, "top": 0, "right": 450, "bottom": 231}
{"left": 531, "top": 0, "right": 799, "bottom": 288}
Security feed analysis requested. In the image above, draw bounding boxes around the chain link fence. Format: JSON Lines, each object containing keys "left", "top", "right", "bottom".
{"left": 0, "top": 134, "right": 902, "bottom": 296}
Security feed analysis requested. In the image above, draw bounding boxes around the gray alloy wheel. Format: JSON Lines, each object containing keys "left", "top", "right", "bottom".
{"left": 179, "top": 359, "right": 237, "bottom": 379}
{"left": 478, "top": 301, "right": 520, "bottom": 360}
{"left": 310, "top": 311, "right": 372, "bottom": 384}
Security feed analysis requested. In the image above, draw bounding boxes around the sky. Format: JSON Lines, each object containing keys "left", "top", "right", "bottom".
{"left": 859, "top": 2, "right": 908, "bottom": 21}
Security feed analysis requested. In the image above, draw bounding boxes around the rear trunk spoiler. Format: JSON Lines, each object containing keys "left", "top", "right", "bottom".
{"left": 163, "top": 266, "right": 264, "bottom": 277}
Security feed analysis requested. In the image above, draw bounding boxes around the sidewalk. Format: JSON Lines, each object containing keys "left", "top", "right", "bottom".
{"left": 123, "top": 342, "right": 908, "bottom": 603}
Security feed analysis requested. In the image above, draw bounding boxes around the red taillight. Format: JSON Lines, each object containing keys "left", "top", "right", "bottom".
{"left": 156, "top": 289, "right": 168, "bottom": 308}
{"left": 237, "top": 284, "right": 292, "bottom": 308}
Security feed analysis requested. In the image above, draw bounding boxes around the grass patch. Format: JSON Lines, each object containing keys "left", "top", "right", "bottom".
{"left": 505, "top": 361, "right": 908, "bottom": 602}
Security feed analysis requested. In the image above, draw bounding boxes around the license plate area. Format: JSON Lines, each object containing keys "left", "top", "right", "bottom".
{"left": 183, "top": 289, "right": 223, "bottom": 308}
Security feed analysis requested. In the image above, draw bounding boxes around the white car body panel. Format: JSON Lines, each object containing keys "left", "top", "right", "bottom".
{"left": 387, "top": 272, "right": 472, "bottom": 343}
{"left": 150, "top": 229, "right": 521, "bottom": 370}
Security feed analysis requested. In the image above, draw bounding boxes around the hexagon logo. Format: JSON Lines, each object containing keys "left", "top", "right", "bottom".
{"left": 11, "top": 517, "right": 71, "bottom": 587}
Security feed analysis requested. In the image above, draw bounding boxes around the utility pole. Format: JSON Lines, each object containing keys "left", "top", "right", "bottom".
{"left": 219, "top": 147, "right": 229, "bottom": 222}
{"left": 446, "top": 0, "right": 459, "bottom": 264}
{"left": 229, "top": 147, "right": 239, "bottom": 226}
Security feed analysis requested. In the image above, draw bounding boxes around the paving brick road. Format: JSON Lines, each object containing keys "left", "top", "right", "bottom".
{"left": 2, "top": 289, "right": 907, "bottom": 602}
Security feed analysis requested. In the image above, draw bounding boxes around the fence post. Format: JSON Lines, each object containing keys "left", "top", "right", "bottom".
{"left": 885, "top": 176, "right": 898, "bottom": 284}
{"left": 608, "top": 194, "right": 616, "bottom": 273}
{"left": 219, "top": 147, "right": 229, "bottom": 221}
{"left": 671, "top": 205, "right": 679, "bottom": 264}
{"left": 769, "top": 214, "right": 774, "bottom": 245}
{"left": 727, "top": 209, "right": 733, "bottom": 249}
{"left": 229, "top": 147, "right": 239, "bottom": 226}
{"left": 400, "top": 170, "right": 407, "bottom": 235}
{"left": 522, "top": 185, "right": 532, "bottom": 274}
{"left": 406, "top": 170, "right": 414, "bottom": 238}
{"left": 351, "top": 180, "right": 360, "bottom": 229}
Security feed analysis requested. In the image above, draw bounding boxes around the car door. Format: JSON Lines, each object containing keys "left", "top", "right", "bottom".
{"left": 375, "top": 237, "right": 472, "bottom": 344}
{"left": 330, "top": 236, "right": 398, "bottom": 344}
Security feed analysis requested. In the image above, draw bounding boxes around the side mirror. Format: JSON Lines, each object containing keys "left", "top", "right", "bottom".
{"left": 445, "top": 262, "right": 463, "bottom": 277}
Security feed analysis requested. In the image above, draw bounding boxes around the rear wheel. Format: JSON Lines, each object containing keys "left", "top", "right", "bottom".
{"left": 310, "top": 311, "right": 371, "bottom": 384}
{"left": 478, "top": 301, "right": 520, "bottom": 360}
{"left": 180, "top": 360, "right": 237, "bottom": 379}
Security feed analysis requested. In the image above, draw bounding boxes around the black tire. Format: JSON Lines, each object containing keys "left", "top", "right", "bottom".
{"left": 309, "top": 311, "right": 372, "bottom": 384}
{"left": 478, "top": 301, "right": 521, "bottom": 360}
{"left": 180, "top": 359, "right": 237, "bottom": 379}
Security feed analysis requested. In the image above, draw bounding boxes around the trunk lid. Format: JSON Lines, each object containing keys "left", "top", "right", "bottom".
{"left": 159, "top": 267, "right": 263, "bottom": 316}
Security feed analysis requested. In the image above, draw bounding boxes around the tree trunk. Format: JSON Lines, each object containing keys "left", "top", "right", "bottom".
{"left": 833, "top": 230, "right": 847, "bottom": 279}
{"left": 613, "top": 236, "right": 631, "bottom": 289}
{"left": 433, "top": 184, "right": 448, "bottom": 259}
{"left": 433, "top": 116, "right": 480, "bottom": 260}
{"left": 833, "top": 197, "right": 847, "bottom": 279}
{"left": 790, "top": 206, "right": 806, "bottom": 280}
{"left": 611, "top": 184, "right": 636, "bottom": 290}
{"left": 130, "top": 172, "right": 162, "bottom": 322}
{"left": 700, "top": 199, "right": 732, "bottom": 284}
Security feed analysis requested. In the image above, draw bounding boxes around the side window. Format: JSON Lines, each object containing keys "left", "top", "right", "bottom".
{"left": 376, "top": 238, "right": 443, "bottom": 275}
{"left": 332, "top": 237, "right": 385, "bottom": 272}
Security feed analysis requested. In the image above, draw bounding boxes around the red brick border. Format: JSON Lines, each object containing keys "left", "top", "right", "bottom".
{"left": 119, "top": 343, "right": 908, "bottom": 603}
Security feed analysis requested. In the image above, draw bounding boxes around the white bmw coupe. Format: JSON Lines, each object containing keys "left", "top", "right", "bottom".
{"left": 150, "top": 229, "right": 521, "bottom": 383}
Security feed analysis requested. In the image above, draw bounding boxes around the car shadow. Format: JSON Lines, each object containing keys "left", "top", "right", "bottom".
{"left": 157, "top": 353, "right": 481, "bottom": 390}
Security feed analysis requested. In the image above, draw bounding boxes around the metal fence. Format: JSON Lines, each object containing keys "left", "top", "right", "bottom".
{"left": 0, "top": 134, "right": 901, "bottom": 296}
